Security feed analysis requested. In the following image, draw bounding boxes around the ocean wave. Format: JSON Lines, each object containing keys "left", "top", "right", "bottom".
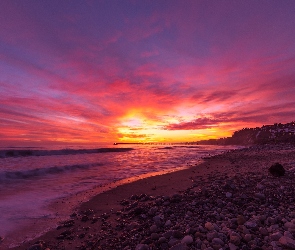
{"left": 0, "top": 147, "right": 133, "bottom": 158}
{"left": 0, "top": 162, "right": 103, "bottom": 182}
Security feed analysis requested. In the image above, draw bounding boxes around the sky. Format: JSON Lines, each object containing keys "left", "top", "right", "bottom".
{"left": 1, "top": 0, "right": 295, "bottom": 146}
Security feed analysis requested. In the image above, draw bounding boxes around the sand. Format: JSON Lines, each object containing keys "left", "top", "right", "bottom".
{"left": 8, "top": 143, "right": 295, "bottom": 250}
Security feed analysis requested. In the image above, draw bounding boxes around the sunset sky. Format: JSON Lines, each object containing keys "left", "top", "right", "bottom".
{"left": 1, "top": 0, "right": 295, "bottom": 146}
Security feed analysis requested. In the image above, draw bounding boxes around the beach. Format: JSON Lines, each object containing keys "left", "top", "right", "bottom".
{"left": 9, "top": 144, "right": 295, "bottom": 250}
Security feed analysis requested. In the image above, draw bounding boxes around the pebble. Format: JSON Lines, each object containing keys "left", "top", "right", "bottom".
{"left": 151, "top": 233, "right": 159, "bottom": 240}
{"left": 207, "top": 231, "right": 218, "bottom": 241}
{"left": 205, "top": 222, "right": 214, "bottom": 231}
{"left": 284, "top": 230, "right": 294, "bottom": 239}
{"left": 168, "top": 238, "right": 180, "bottom": 247}
{"left": 158, "top": 236, "right": 167, "bottom": 243}
{"left": 165, "top": 220, "right": 172, "bottom": 227}
{"left": 244, "top": 234, "right": 252, "bottom": 242}
{"left": 164, "top": 230, "right": 173, "bottom": 239}
{"left": 254, "top": 193, "right": 265, "bottom": 199}
{"left": 228, "top": 242, "right": 238, "bottom": 250}
{"left": 211, "top": 237, "right": 224, "bottom": 246}
{"left": 169, "top": 242, "right": 188, "bottom": 250}
{"left": 237, "top": 215, "right": 246, "bottom": 225}
{"left": 279, "top": 236, "right": 295, "bottom": 249}
{"left": 226, "top": 192, "right": 232, "bottom": 198}
{"left": 230, "top": 234, "right": 241, "bottom": 245}
{"left": 135, "top": 244, "right": 149, "bottom": 250}
{"left": 270, "top": 232, "right": 282, "bottom": 241}
{"left": 173, "top": 230, "right": 183, "bottom": 239}
{"left": 28, "top": 244, "right": 43, "bottom": 250}
{"left": 181, "top": 235, "right": 193, "bottom": 245}
{"left": 285, "top": 221, "right": 295, "bottom": 229}
{"left": 244, "top": 221, "right": 257, "bottom": 229}
{"left": 259, "top": 227, "right": 269, "bottom": 236}
{"left": 150, "top": 224, "right": 157, "bottom": 232}
{"left": 256, "top": 183, "right": 264, "bottom": 190}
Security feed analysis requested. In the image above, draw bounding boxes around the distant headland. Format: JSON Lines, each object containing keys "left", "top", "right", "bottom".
{"left": 197, "top": 121, "right": 295, "bottom": 145}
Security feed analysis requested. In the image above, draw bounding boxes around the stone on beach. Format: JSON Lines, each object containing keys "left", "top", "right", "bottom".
{"left": 181, "top": 235, "right": 193, "bottom": 245}
{"left": 270, "top": 232, "right": 282, "bottom": 241}
{"left": 28, "top": 244, "right": 43, "bottom": 250}
{"left": 279, "top": 236, "right": 295, "bottom": 249}
{"left": 237, "top": 215, "right": 246, "bottom": 225}
{"left": 204, "top": 222, "right": 214, "bottom": 231}
{"left": 169, "top": 242, "right": 188, "bottom": 250}
{"left": 150, "top": 232, "right": 159, "bottom": 240}
{"left": 135, "top": 243, "right": 149, "bottom": 250}
{"left": 226, "top": 192, "right": 232, "bottom": 198}
{"left": 269, "top": 162, "right": 285, "bottom": 176}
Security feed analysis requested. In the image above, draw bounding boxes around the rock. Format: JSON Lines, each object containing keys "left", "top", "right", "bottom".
{"left": 173, "top": 230, "right": 183, "bottom": 239}
{"left": 148, "top": 206, "right": 158, "bottom": 215}
{"left": 126, "top": 221, "right": 139, "bottom": 230}
{"left": 186, "top": 211, "right": 193, "bottom": 217}
{"left": 259, "top": 227, "right": 269, "bottom": 236}
{"left": 159, "top": 236, "right": 167, "bottom": 243}
{"left": 269, "top": 163, "right": 285, "bottom": 177}
{"left": 195, "top": 231, "right": 205, "bottom": 239}
{"left": 211, "top": 238, "right": 224, "bottom": 246}
{"left": 284, "top": 222, "right": 295, "bottom": 229}
{"left": 150, "top": 224, "right": 157, "bottom": 232}
{"left": 279, "top": 236, "right": 295, "bottom": 249}
{"left": 135, "top": 244, "right": 149, "bottom": 250}
{"left": 254, "top": 193, "right": 265, "bottom": 199}
{"left": 171, "top": 193, "right": 182, "bottom": 203}
{"left": 270, "top": 232, "right": 282, "bottom": 241}
{"left": 181, "top": 235, "right": 193, "bottom": 245}
{"left": 163, "top": 230, "right": 174, "bottom": 239}
{"left": 228, "top": 243, "right": 238, "bottom": 250}
{"left": 207, "top": 232, "right": 218, "bottom": 241}
{"left": 28, "top": 244, "right": 43, "bottom": 250}
{"left": 230, "top": 235, "right": 241, "bottom": 245}
{"left": 244, "top": 234, "right": 252, "bottom": 242}
{"left": 169, "top": 242, "right": 188, "bottom": 250}
{"left": 244, "top": 221, "right": 257, "bottom": 229}
{"left": 226, "top": 192, "right": 232, "bottom": 198}
{"left": 165, "top": 220, "right": 172, "bottom": 227}
{"left": 151, "top": 233, "right": 159, "bottom": 240}
{"left": 205, "top": 222, "right": 214, "bottom": 231}
{"left": 153, "top": 215, "right": 163, "bottom": 227}
{"left": 284, "top": 231, "right": 294, "bottom": 239}
{"left": 168, "top": 238, "right": 180, "bottom": 247}
{"left": 256, "top": 183, "right": 264, "bottom": 190}
{"left": 237, "top": 215, "right": 246, "bottom": 225}
{"left": 81, "top": 215, "right": 89, "bottom": 222}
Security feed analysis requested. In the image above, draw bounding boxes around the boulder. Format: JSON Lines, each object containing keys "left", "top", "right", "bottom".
{"left": 269, "top": 163, "right": 285, "bottom": 177}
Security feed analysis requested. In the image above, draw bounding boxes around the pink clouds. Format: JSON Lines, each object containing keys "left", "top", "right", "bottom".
{"left": 0, "top": 1, "right": 295, "bottom": 144}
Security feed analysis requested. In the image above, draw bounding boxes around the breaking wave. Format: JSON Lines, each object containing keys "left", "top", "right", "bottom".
{"left": 0, "top": 162, "right": 103, "bottom": 182}
{"left": 0, "top": 147, "right": 133, "bottom": 158}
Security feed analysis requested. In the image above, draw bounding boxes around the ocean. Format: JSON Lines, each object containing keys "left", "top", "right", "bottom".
{"left": 0, "top": 143, "right": 240, "bottom": 248}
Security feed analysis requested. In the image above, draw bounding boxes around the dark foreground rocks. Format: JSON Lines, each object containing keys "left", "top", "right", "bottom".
{"left": 27, "top": 167, "right": 295, "bottom": 249}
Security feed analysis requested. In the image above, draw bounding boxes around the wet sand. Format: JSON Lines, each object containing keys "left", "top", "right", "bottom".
{"left": 9, "top": 144, "right": 295, "bottom": 250}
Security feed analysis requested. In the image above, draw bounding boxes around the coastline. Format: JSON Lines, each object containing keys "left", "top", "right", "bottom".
{"left": 10, "top": 144, "right": 295, "bottom": 250}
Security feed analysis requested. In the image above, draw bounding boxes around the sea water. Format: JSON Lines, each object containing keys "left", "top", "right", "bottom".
{"left": 0, "top": 143, "right": 240, "bottom": 248}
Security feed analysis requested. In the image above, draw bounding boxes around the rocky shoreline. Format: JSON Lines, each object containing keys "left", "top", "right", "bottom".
{"left": 11, "top": 144, "right": 295, "bottom": 250}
